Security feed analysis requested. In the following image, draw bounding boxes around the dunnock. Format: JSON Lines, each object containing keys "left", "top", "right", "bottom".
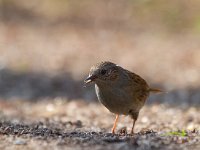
{"left": 85, "top": 61, "right": 162, "bottom": 134}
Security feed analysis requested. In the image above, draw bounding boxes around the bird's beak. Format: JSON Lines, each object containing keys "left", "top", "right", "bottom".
{"left": 84, "top": 75, "right": 97, "bottom": 84}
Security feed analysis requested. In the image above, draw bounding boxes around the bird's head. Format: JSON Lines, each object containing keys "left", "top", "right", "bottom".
{"left": 84, "top": 61, "right": 120, "bottom": 85}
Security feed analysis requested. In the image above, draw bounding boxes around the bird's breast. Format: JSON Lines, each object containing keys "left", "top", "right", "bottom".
{"left": 95, "top": 84, "right": 143, "bottom": 115}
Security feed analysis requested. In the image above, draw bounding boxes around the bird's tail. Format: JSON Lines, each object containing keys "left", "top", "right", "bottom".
{"left": 148, "top": 88, "right": 164, "bottom": 93}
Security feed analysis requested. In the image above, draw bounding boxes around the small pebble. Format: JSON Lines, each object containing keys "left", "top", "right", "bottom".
{"left": 13, "top": 139, "right": 27, "bottom": 145}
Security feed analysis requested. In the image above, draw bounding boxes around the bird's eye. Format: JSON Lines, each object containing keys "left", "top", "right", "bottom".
{"left": 100, "top": 69, "right": 107, "bottom": 75}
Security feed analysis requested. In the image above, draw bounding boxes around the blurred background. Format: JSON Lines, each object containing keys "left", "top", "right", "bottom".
{"left": 0, "top": 0, "right": 200, "bottom": 106}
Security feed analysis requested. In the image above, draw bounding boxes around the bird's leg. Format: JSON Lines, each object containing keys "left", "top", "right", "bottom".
{"left": 131, "top": 119, "right": 136, "bottom": 134}
{"left": 129, "top": 110, "right": 139, "bottom": 135}
{"left": 111, "top": 114, "right": 119, "bottom": 134}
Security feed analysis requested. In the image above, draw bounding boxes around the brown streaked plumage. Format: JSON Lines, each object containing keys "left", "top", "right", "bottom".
{"left": 85, "top": 61, "right": 162, "bottom": 134}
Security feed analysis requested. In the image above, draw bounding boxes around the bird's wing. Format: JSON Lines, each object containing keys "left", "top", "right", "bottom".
{"left": 125, "top": 69, "right": 149, "bottom": 89}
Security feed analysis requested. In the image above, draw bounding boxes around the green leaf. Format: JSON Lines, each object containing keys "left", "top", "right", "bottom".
{"left": 162, "top": 130, "right": 187, "bottom": 137}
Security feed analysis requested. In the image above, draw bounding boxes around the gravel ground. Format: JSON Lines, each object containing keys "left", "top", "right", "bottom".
{"left": 0, "top": 99, "right": 199, "bottom": 150}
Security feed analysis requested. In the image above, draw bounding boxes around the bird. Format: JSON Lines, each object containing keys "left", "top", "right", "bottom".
{"left": 84, "top": 61, "right": 162, "bottom": 134}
